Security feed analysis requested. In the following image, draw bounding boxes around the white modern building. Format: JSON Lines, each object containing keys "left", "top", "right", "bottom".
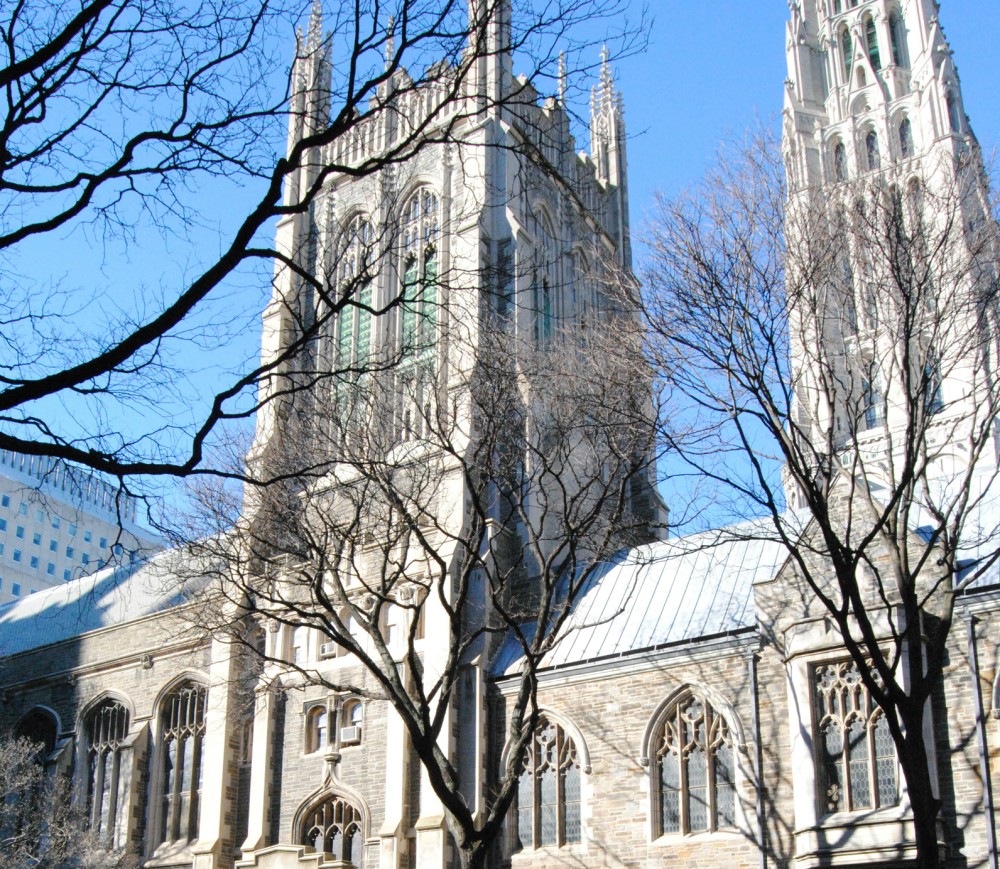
{"left": 0, "top": 450, "right": 162, "bottom": 603}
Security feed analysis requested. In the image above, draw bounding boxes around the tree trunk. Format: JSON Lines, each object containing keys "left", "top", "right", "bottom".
{"left": 898, "top": 712, "right": 943, "bottom": 869}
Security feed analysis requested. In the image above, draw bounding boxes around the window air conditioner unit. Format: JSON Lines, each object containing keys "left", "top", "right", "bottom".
{"left": 340, "top": 725, "right": 361, "bottom": 745}
{"left": 319, "top": 642, "right": 338, "bottom": 659}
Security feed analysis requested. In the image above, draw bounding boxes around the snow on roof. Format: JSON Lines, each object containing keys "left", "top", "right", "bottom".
{"left": 0, "top": 548, "right": 211, "bottom": 658}
{"left": 493, "top": 520, "right": 789, "bottom": 677}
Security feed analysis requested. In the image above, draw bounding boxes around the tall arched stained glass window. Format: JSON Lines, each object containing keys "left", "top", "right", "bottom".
{"left": 864, "top": 16, "right": 881, "bottom": 71}
{"left": 865, "top": 130, "right": 881, "bottom": 171}
{"left": 833, "top": 141, "right": 849, "bottom": 182}
{"left": 515, "top": 717, "right": 581, "bottom": 850}
{"left": 158, "top": 682, "right": 207, "bottom": 846}
{"left": 654, "top": 693, "right": 736, "bottom": 836}
{"left": 395, "top": 188, "right": 440, "bottom": 442}
{"left": 86, "top": 699, "right": 131, "bottom": 847}
{"left": 814, "top": 661, "right": 898, "bottom": 814}
{"left": 840, "top": 26, "right": 853, "bottom": 79}
{"left": 898, "top": 118, "right": 913, "bottom": 158}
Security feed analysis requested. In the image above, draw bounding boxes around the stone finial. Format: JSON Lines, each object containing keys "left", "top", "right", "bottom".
{"left": 307, "top": 0, "right": 324, "bottom": 51}
{"left": 385, "top": 15, "right": 396, "bottom": 69}
{"left": 558, "top": 51, "right": 567, "bottom": 104}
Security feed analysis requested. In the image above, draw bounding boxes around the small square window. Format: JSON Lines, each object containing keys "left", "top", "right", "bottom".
{"left": 99, "top": 536, "right": 108, "bottom": 549}
{"left": 69, "top": 524, "right": 77, "bottom": 537}
{"left": 113, "top": 543, "right": 123, "bottom": 556}
{"left": 11, "top": 582, "right": 20, "bottom": 596}
{"left": 82, "top": 553, "right": 90, "bottom": 565}
{"left": 51, "top": 516, "right": 60, "bottom": 529}
{"left": 63, "top": 569, "right": 71, "bottom": 581}
{"left": 65, "top": 546, "right": 74, "bottom": 558}
{"left": 84, "top": 530, "right": 92, "bottom": 543}
{"left": 17, "top": 503, "right": 27, "bottom": 516}
{"left": 15, "top": 526, "right": 24, "bottom": 539}
{"left": 29, "top": 555, "right": 39, "bottom": 569}
{"left": 46, "top": 562, "right": 55, "bottom": 576}
{"left": 29, "top": 588, "right": 36, "bottom": 594}
{"left": 0, "top": 543, "right": 4, "bottom": 555}
{"left": 48, "top": 539, "right": 57, "bottom": 551}
{"left": 0, "top": 518, "right": 6, "bottom": 531}
{"left": 34, "top": 509, "right": 43, "bottom": 523}
{"left": 0, "top": 577, "right": 3, "bottom": 590}
{"left": 13, "top": 549, "right": 21, "bottom": 563}
{"left": 0, "top": 495, "right": 8, "bottom": 507}
{"left": 31, "top": 532, "right": 41, "bottom": 546}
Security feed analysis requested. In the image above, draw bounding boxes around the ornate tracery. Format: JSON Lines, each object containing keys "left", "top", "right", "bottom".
{"left": 654, "top": 692, "right": 736, "bottom": 836}
{"left": 814, "top": 661, "right": 898, "bottom": 814}
{"left": 301, "top": 793, "right": 364, "bottom": 865}
{"left": 515, "top": 717, "right": 581, "bottom": 850}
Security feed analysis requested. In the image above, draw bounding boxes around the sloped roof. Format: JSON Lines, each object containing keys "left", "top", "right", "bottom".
{"left": 494, "top": 520, "right": 789, "bottom": 677}
{"left": 0, "top": 549, "right": 210, "bottom": 658}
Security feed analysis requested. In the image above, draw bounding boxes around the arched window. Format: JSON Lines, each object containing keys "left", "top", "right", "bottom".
{"left": 158, "top": 682, "right": 207, "bottom": 846}
{"left": 814, "top": 661, "right": 898, "bottom": 813}
{"left": 515, "top": 717, "right": 581, "bottom": 850}
{"left": 923, "top": 351, "right": 944, "bottom": 415}
{"left": 400, "top": 188, "right": 439, "bottom": 358}
{"left": 341, "top": 700, "right": 363, "bottom": 745}
{"left": 946, "top": 91, "right": 962, "bottom": 134}
{"left": 833, "top": 141, "right": 849, "bottom": 182}
{"left": 864, "top": 16, "right": 881, "bottom": 71}
{"left": 860, "top": 364, "right": 884, "bottom": 431}
{"left": 653, "top": 693, "right": 736, "bottom": 836}
{"left": 532, "top": 209, "right": 557, "bottom": 348}
{"left": 86, "top": 699, "right": 131, "bottom": 847}
{"left": 301, "top": 794, "right": 364, "bottom": 865}
{"left": 865, "top": 130, "right": 881, "bottom": 171}
{"left": 840, "top": 26, "right": 853, "bottom": 80}
{"left": 889, "top": 11, "right": 908, "bottom": 67}
{"left": 396, "top": 188, "right": 439, "bottom": 442}
{"left": 305, "top": 705, "right": 328, "bottom": 754}
{"left": 335, "top": 214, "right": 374, "bottom": 370}
{"left": 898, "top": 118, "right": 913, "bottom": 158}
{"left": 14, "top": 707, "right": 58, "bottom": 755}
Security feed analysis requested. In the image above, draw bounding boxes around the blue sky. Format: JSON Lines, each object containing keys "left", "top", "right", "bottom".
{"left": 6, "top": 0, "right": 998, "bottom": 508}
{"left": 615, "top": 0, "right": 1000, "bottom": 221}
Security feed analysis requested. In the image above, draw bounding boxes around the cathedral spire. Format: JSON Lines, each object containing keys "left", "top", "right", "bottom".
{"left": 385, "top": 15, "right": 396, "bottom": 70}
{"left": 306, "top": 0, "right": 324, "bottom": 52}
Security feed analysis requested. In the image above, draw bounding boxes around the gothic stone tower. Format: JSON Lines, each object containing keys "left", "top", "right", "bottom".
{"left": 782, "top": 0, "right": 998, "bottom": 501}
{"left": 236, "top": 3, "right": 657, "bottom": 869}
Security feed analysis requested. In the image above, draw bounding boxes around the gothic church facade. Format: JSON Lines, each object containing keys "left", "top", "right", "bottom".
{"left": 1, "top": 3, "right": 999, "bottom": 869}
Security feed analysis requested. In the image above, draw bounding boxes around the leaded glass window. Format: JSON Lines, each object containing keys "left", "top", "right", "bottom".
{"left": 654, "top": 693, "right": 737, "bottom": 836}
{"left": 813, "top": 661, "right": 898, "bottom": 815}
{"left": 833, "top": 141, "right": 849, "bottom": 183}
{"left": 865, "top": 131, "right": 881, "bottom": 171}
{"left": 840, "top": 27, "right": 853, "bottom": 79}
{"left": 532, "top": 210, "right": 557, "bottom": 348}
{"left": 400, "top": 188, "right": 439, "bottom": 359}
{"left": 898, "top": 118, "right": 913, "bottom": 158}
{"left": 302, "top": 794, "right": 363, "bottom": 865}
{"left": 86, "top": 700, "right": 131, "bottom": 848}
{"left": 864, "top": 16, "right": 881, "bottom": 71}
{"left": 158, "top": 683, "right": 207, "bottom": 845}
{"left": 515, "top": 717, "right": 582, "bottom": 850}
{"left": 395, "top": 188, "right": 439, "bottom": 443}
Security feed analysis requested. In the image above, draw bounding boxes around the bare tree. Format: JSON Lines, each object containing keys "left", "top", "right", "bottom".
{"left": 639, "top": 128, "right": 1000, "bottom": 867}
{"left": 180, "top": 285, "right": 660, "bottom": 867}
{"left": 0, "top": 735, "right": 140, "bottom": 868}
{"left": 0, "top": 0, "right": 638, "bottom": 495}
